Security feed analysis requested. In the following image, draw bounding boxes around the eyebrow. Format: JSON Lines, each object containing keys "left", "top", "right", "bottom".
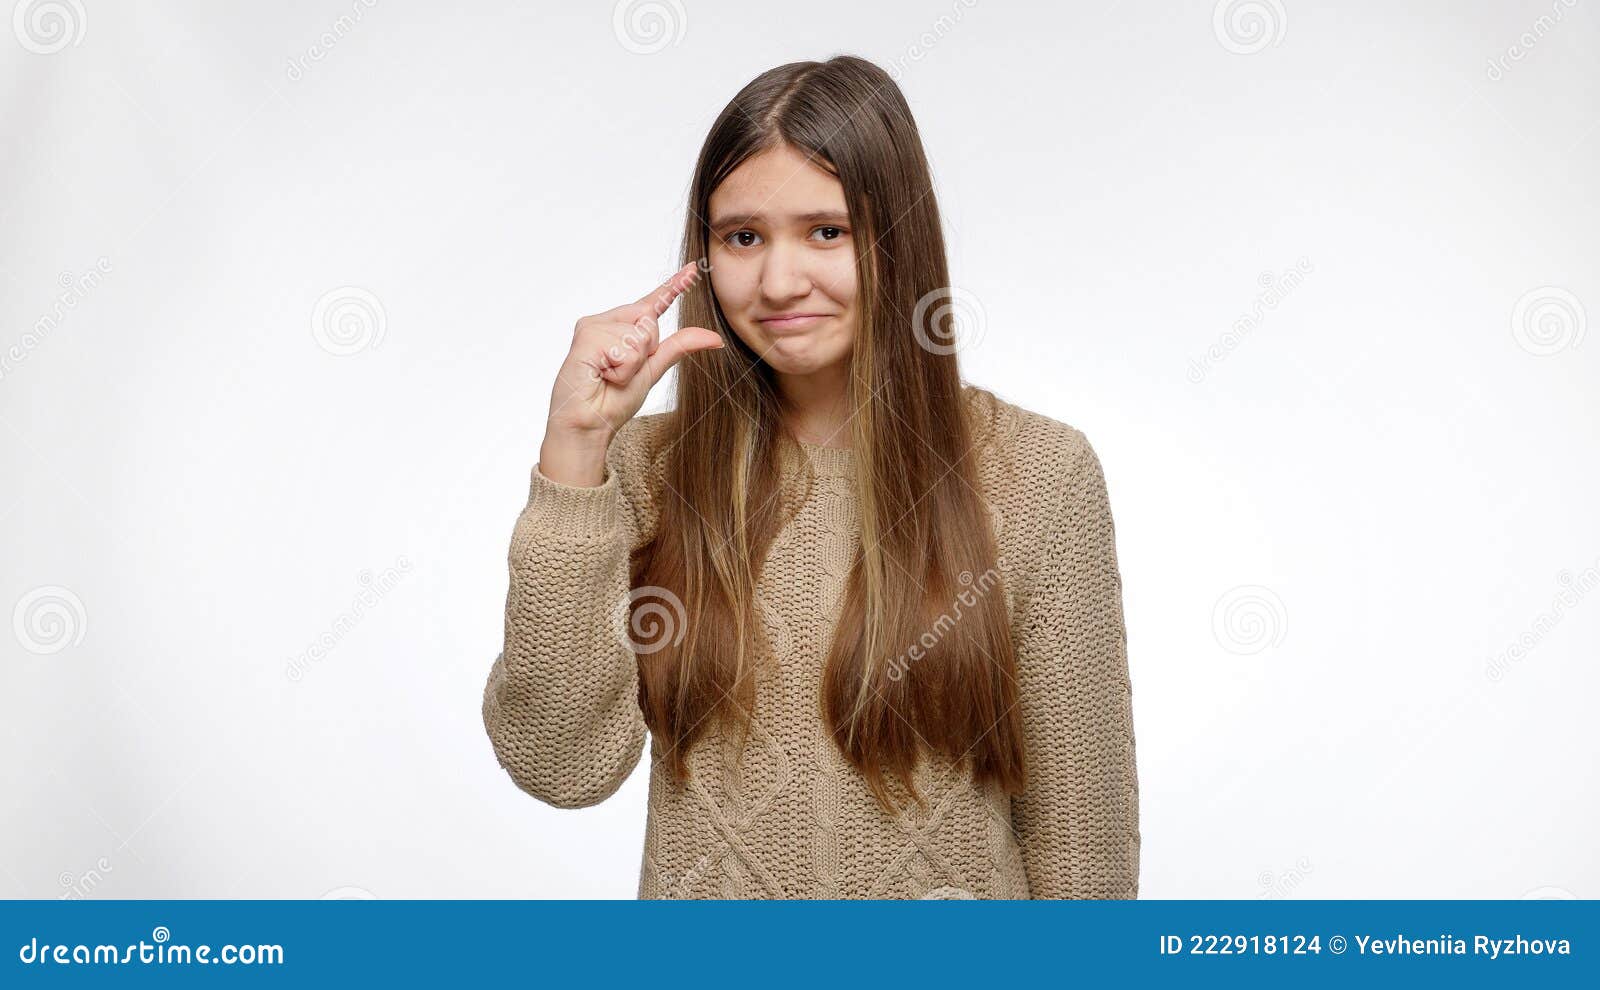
{"left": 708, "top": 209, "right": 851, "bottom": 230}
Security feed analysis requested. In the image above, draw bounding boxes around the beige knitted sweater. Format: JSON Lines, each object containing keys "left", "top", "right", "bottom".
{"left": 482, "top": 384, "right": 1139, "bottom": 899}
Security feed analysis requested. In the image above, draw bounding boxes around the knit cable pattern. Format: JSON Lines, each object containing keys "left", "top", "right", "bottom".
{"left": 481, "top": 384, "right": 1140, "bottom": 898}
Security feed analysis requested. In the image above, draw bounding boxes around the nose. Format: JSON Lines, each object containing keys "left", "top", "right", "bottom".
{"left": 758, "top": 238, "right": 812, "bottom": 304}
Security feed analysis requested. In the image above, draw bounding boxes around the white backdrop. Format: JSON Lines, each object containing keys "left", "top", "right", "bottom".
{"left": 1, "top": 1, "right": 1596, "bottom": 900}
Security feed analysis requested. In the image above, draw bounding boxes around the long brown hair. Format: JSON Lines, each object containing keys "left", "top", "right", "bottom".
{"left": 633, "top": 54, "right": 1026, "bottom": 815}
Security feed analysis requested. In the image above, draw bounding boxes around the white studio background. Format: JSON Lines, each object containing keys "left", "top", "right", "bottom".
{"left": 1, "top": 1, "right": 1596, "bottom": 900}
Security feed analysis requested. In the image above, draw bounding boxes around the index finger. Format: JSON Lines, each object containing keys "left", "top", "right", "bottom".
{"left": 636, "top": 262, "right": 700, "bottom": 319}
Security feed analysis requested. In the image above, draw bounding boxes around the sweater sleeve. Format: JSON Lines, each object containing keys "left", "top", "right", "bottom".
{"left": 1008, "top": 428, "right": 1141, "bottom": 898}
{"left": 480, "top": 421, "right": 655, "bottom": 809}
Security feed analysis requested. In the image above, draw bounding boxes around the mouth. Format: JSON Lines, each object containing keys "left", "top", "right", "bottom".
{"left": 757, "top": 314, "right": 831, "bottom": 331}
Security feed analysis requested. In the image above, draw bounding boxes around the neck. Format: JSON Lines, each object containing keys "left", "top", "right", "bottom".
{"left": 775, "top": 361, "right": 853, "bottom": 448}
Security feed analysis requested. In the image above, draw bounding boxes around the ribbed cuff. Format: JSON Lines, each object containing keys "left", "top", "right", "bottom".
{"left": 522, "top": 461, "right": 621, "bottom": 538}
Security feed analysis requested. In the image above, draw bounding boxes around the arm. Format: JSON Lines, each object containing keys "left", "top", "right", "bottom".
{"left": 1009, "top": 428, "right": 1141, "bottom": 898}
{"left": 481, "top": 422, "right": 653, "bottom": 809}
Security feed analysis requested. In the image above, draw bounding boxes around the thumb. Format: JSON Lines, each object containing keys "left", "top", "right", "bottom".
{"left": 646, "top": 326, "right": 725, "bottom": 382}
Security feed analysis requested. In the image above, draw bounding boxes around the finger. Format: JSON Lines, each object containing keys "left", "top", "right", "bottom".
{"left": 642, "top": 326, "right": 725, "bottom": 387}
{"left": 606, "top": 335, "right": 647, "bottom": 384}
{"left": 634, "top": 262, "right": 700, "bottom": 321}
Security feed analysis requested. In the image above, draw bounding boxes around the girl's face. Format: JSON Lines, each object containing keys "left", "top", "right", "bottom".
{"left": 706, "top": 142, "right": 859, "bottom": 378}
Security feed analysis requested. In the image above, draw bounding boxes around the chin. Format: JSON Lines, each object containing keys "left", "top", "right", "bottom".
{"left": 757, "top": 337, "right": 841, "bottom": 374}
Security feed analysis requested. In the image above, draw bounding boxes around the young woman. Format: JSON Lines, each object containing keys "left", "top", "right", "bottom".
{"left": 482, "top": 55, "right": 1139, "bottom": 900}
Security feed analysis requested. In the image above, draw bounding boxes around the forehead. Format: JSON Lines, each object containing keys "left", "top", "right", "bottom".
{"left": 708, "top": 144, "right": 847, "bottom": 220}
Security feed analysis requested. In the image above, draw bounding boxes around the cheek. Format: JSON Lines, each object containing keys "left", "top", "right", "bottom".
{"left": 708, "top": 253, "right": 755, "bottom": 309}
{"left": 818, "top": 253, "right": 858, "bottom": 307}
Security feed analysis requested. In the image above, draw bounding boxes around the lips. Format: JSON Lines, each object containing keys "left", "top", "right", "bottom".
{"left": 758, "top": 314, "right": 830, "bottom": 330}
